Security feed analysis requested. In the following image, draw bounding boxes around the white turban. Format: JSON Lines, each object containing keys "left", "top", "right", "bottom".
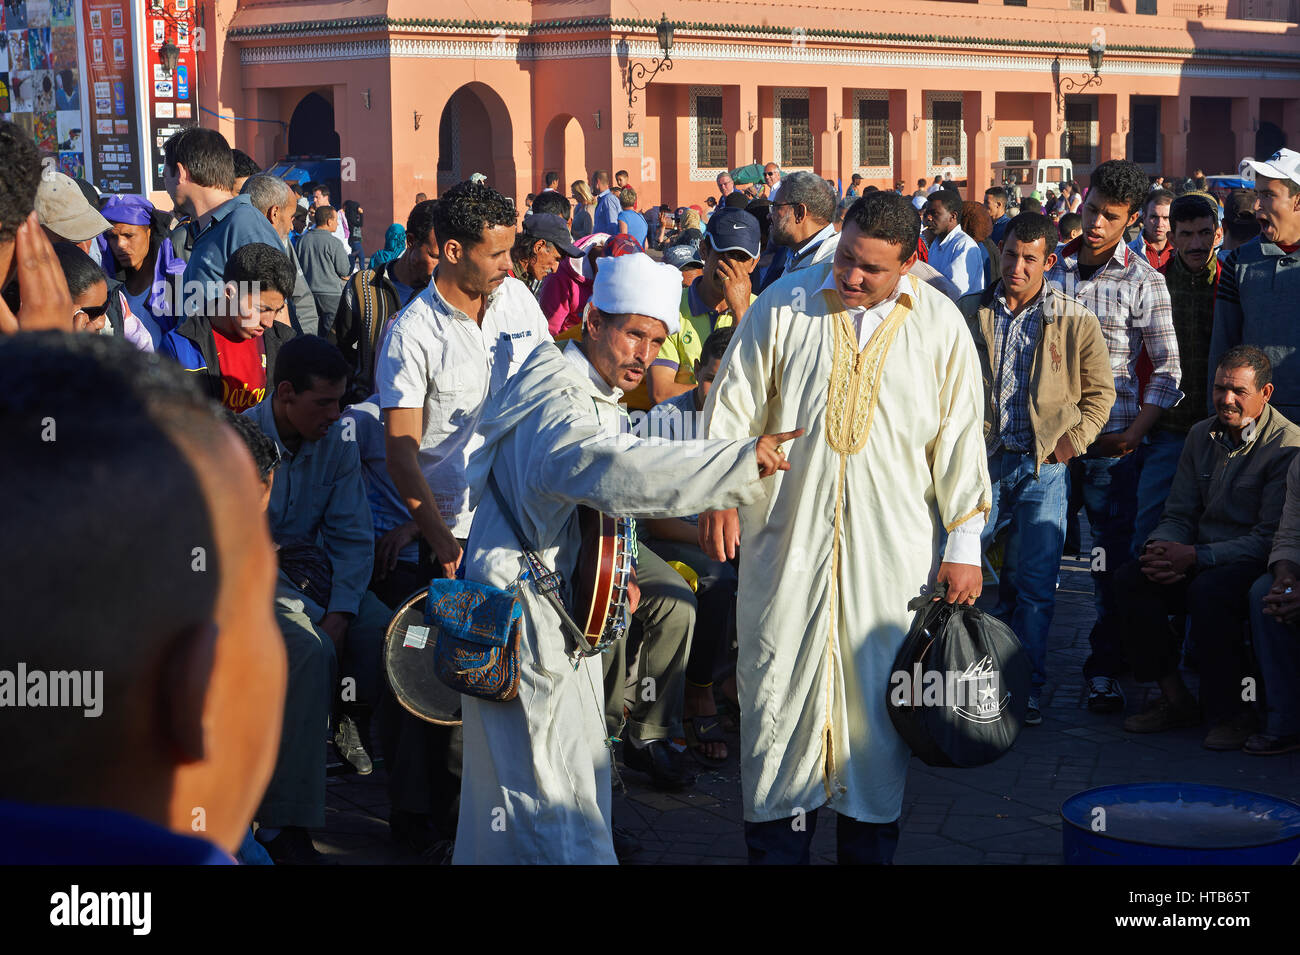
{"left": 590, "top": 253, "right": 682, "bottom": 336}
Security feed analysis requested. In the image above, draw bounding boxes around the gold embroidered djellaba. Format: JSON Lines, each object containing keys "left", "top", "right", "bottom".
{"left": 823, "top": 294, "right": 912, "bottom": 455}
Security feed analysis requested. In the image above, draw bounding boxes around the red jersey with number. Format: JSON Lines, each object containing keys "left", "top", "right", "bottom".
{"left": 213, "top": 328, "right": 267, "bottom": 412}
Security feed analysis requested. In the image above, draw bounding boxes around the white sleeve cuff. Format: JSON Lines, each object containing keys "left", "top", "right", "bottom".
{"left": 944, "top": 514, "right": 986, "bottom": 567}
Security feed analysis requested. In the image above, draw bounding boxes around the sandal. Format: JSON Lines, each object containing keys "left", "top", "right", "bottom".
{"left": 684, "top": 716, "right": 729, "bottom": 766}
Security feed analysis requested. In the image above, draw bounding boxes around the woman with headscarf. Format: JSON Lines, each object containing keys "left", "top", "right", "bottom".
{"left": 100, "top": 194, "right": 187, "bottom": 347}
{"left": 369, "top": 223, "right": 406, "bottom": 270}
{"left": 571, "top": 181, "right": 596, "bottom": 240}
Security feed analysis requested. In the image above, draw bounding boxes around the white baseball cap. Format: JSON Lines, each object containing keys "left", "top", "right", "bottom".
{"left": 1244, "top": 148, "right": 1300, "bottom": 188}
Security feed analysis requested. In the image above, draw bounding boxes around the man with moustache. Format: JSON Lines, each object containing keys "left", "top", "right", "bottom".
{"left": 701, "top": 192, "right": 991, "bottom": 864}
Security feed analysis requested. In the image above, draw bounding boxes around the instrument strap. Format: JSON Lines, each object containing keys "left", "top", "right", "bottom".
{"left": 486, "top": 470, "right": 601, "bottom": 658}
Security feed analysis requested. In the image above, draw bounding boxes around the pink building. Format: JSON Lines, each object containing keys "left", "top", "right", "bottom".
{"left": 196, "top": 0, "right": 1300, "bottom": 233}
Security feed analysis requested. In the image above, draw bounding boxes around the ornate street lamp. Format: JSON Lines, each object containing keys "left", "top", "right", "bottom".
{"left": 627, "top": 15, "right": 674, "bottom": 111}
{"left": 159, "top": 39, "right": 180, "bottom": 77}
{"left": 1055, "top": 37, "right": 1105, "bottom": 120}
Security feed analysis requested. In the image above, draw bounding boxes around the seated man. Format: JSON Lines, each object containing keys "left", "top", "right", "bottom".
{"left": 1116, "top": 346, "right": 1300, "bottom": 750}
{"left": 645, "top": 325, "right": 741, "bottom": 763}
{"left": 0, "top": 334, "right": 286, "bottom": 863}
{"left": 243, "top": 335, "right": 392, "bottom": 863}
{"left": 159, "top": 242, "right": 298, "bottom": 412}
{"left": 1248, "top": 453, "right": 1300, "bottom": 755}
{"left": 341, "top": 396, "right": 463, "bottom": 861}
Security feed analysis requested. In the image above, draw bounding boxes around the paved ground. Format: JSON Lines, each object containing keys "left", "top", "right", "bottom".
{"left": 314, "top": 553, "right": 1300, "bottom": 864}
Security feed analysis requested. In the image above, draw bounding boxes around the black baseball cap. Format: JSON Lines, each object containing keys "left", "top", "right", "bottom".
{"left": 704, "top": 207, "right": 761, "bottom": 258}
{"left": 521, "top": 212, "right": 582, "bottom": 257}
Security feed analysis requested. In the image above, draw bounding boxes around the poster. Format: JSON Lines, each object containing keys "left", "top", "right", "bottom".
{"left": 3, "top": 0, "right": 85, "bottom": 181}
{"left": 80, "top": 0, "right": 139, "bottom": 191}
{"left": 146, "top": 0, "right": 196, "bottom": 192}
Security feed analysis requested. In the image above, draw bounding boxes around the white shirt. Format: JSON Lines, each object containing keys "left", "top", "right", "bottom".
{"left": 767, "top": 179, "right": 783, "bottom": 203}
{"left": 816, "top": 270, "right": 984, "bottom": 564}
{"left": 376, "top": 272, "right": 551, "bottom": 537}
{"left": 926, "top": 224, "right": 985, "bottom": 299}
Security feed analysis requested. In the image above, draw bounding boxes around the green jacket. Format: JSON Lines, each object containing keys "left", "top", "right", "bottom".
{"left": 959, "top": 282, "right": 1115, "bottom": 474}
{"left": 1150, "top": 403, "right": 1300, "bottom": 570}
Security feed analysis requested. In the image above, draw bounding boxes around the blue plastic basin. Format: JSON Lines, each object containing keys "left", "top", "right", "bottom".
{"left": 1061, "top": 782, "right": 1300, "bottom": 865}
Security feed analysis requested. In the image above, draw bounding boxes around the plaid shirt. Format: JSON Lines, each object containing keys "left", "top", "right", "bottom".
{"left": 988, "top": 284, "right": 1043, "bottom": 454}
{"left": 1047, "top": 237, "right": 1182, "bottom": 434}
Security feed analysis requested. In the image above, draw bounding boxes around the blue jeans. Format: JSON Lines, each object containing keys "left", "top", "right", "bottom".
{"left": 1249, "top": 573, "right": 1300, "bottom": 737}
{"left": 1132, "top": 429, "right": 1186, "bottom": 553}
{"left": 980, "top": 452, "right": 1068, "bottom": 694}
{"left": 1078, "top": 452, "right": 1140, "bottom": 679}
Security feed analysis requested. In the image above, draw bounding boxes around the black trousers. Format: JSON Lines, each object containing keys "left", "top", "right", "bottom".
{"left": 1113, "top": 558, "right": 1261, "bottom": 725}
{"left": 745, "top": 811, "right": 900, "bottom": 865}
{"left": 371, "top": 539, "right": 464, "bottom": 839}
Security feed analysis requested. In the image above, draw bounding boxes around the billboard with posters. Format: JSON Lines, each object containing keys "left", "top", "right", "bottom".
{"left": 2, "top": 0, "right": 87, "bottom": 180}
{"left": 146, "top": 0, "right": 196, "bottom": 192}
{"left": 79, "top": 0, "right": 141, "bottom": 192}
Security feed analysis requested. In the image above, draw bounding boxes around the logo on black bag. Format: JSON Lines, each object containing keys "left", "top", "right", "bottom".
{"left": 889, "top": 656, "right": 1009, "bottom": 723}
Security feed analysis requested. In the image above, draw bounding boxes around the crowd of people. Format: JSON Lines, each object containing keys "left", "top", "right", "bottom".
{"left": 2, "top": 110, "right": 1299, "bottom": 866}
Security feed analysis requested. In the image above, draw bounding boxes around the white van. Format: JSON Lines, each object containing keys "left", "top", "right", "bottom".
{"left": 991, "top": 159, "right": 1075, "bottom": 201}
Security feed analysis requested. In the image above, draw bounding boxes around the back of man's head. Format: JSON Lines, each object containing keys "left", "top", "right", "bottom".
{"left": 231, "top": 149, "right": 260, "bottom": 183}
{"left": 313, "top": 205, "right": 335, "bottom": 228}
{"left": 0, "top": 120, "right": 41, "bottom": 247}
{"left": 1020, "top": 196, "right": 1043, "bottom": 215}
{"left": 163, "top": 126, "right": 235, "bottom": 192}
{"left": 0, "top": 333, "right": 285, "bottom": 854}
{"left": 240, "top": 173, "right": 291, "bottom": 216}
{"left": 222, "top": 242, "right": 297, "bottom": 301}
{"left": 619, "top": 187, "right": 637, "bottom": 210}
{"left": 592, "top": 169, "right": 610, "bottom": 189}
{"left": 544, "top": 171, "right": 560, "bottom": 189}
{"left": 1058, "top": 212, "right": 1082, "bottom": 240}
{"left": 406, "top": 199, "right": 439, "bottom": 248}
{"left": 530, "top": 190, "right": 570, "bottom": 221}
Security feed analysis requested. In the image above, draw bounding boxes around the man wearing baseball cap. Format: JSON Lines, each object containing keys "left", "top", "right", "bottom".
{"left": 648, "top": 206, "right": 759, "bottom": 406}
{"left": 35, "top": 171, "right": 110, "bottom": 251}
{"left": 1210, "top": 148, "right": 1300, "bottom": 421}
{"left": 509, "top": 212, "right": 581, "bottom": 298}
{"left": 453, "top": 251, "right": 799, "bottom": 863}
{"left": 662, "top": 244, "right": 705, "bottom": 287}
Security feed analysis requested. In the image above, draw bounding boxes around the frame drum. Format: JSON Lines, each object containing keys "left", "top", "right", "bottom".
{"left": 382, "top": 587, "right": 463, "bottom": 726}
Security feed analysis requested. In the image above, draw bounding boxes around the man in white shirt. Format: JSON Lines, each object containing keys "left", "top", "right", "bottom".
{"left": 763, "top": 163, "right": 783, "bottom": 203}
{"left": 924, "top": 190, "right": 986, "bottom": 298}
{"left": 377, "top": 180, "right": 551, "bottom": 581}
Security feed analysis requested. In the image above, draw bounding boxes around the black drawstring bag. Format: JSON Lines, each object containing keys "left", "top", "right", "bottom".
{"left": 886, "top": 581, "right": 1032, "bottom": 768}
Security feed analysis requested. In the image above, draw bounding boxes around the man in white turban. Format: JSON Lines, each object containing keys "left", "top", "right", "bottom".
{"left": 453, "top": 252, "right": 802, "bottom": 863}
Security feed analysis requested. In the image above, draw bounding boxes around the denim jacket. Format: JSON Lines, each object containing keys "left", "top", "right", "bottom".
{"left": 245, "top": 397, "right": 375, "bottom": 616}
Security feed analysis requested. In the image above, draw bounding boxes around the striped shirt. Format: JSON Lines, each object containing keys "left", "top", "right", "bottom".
{"left": 1047, "top": 237, "right": 1182, "bottom": 434}
{"left": 988, "top": 286, "right": 1043, "bottom": 454}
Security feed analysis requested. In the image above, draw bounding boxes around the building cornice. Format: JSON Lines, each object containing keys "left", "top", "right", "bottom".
{"left": 225, "top": 14, "right": 1300, "bottom": 62}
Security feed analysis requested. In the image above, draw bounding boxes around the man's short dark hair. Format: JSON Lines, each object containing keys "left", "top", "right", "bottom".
{"left": 313, "top": 205, "right": 334, "bottom": 228}
{"left": 224, "top": 410, "right": 279, "bottom": 482}
{"left": 984, "top": 186, "right": 1007, "bottom": 204}
{"left": 1143, "top": 188, "right": 1175, "bottom": 214}
{"left": 592, "top": 169, "right": 610, "bottom": 187}
{"left": 0, "top": 120, "right": 41, "bottom": 245}
{"left": 1226, "top": 217, "right": 1261, "bottom": 245}
{"left": 221, "top": 242, "right": 297, "bottom": 301}
{"left": 615, "top": 169, "right": 629, "bottom": 181}
{"left": 1020, "top": 196, "right": 1043, "bottom": 215}
{"left": 544, "top": 171, "right": 560, "bottom": 189}
{"left": 310, "top": 183, "right": 330, "bottom": 200}
{"left": 1169, "top": 194, "right": 1218, "bottom": 229}
{"left": 274, "top": 334, "right": 350, "bottom": 392}
{"left": 231, "top": 148, "right": 260, "bottom": 180}
{"left": 531, "top": 191, "right": 570, "bottom": 220}
{"left": 163, "top": 126, "right": 235, "bottom": 191}
{"left": 699, "top": 325, "right": 734, "bottom": 367}
{"left": 1058, "top": 212, "right": 1082, "bottom": 238}
{"left": 843, "top": 192, "right": 921, "bottom": 262}
{"left": 52, "top": 242, "right": 108, "bottom": 298}
{"left": 430, "top": 181, "right": 517, "bottom": 251}
{"left": 406, "top": 199, "right": 438, "bottom": 248}
{"left": 1004, "top": 213, "right": 1057, "bottom": 252}
{"left": 1087, "top": 159, "right": 1151, "bottom": 216}
{"left": 1217, "top": 345, "right": 1272, "bottom": 390}
{"left": 0, "top": 333, "right": 224, "bottom": 792}
{"left": 927, "top": 190, "right": 963, "bottom": 218}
